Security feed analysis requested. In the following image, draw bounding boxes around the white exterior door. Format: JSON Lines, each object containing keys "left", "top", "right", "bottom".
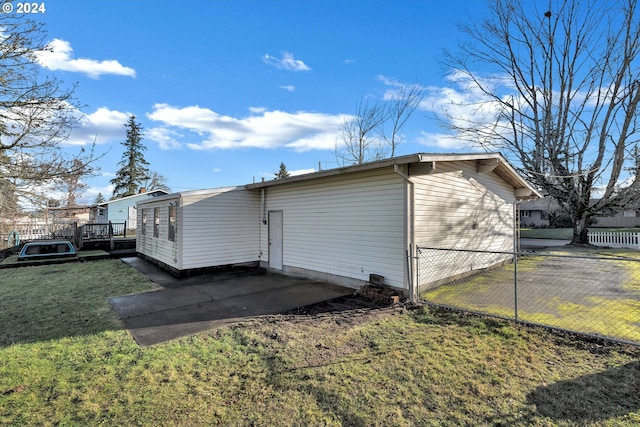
{"left": 128, "top": 206, "right": 137, "bottom": 228}
{"left": 268, "top": 211, "right": 283, "bottom": 270}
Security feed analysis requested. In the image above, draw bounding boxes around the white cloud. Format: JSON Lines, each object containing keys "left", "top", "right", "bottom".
{"left": 263, "top": 51, "right": 311, "bottom": 71}
{"left": 65, "top": 107, "right": 131, "bottom": 146}
{"left": 417, "top": 131, "right": 477, "bottom": 151}
{"left": 80, "top": 184, "right": 114, "bottom": 205}
{"left": 413, "top": 71, "right": 510, "bottom": 150}
{"left": 280, "top": 85, "right": 296, "bottom": 92}
{"left": 146, "top": 127, "right": 183, "bottom": 150}
{"left": 377, "top": 75, "right": 429, "bottom": 105}
{"left": 261, "top": 167, "right": 316, "bottom": 181}
{"left": 249, "top": 106, "right": 267, "bottom": 114}
{"left": 290, "top": 168, "right": 315, "bottom": 176}
{"left": 147, "top": 103, "right": 348, "bottom": 152}
{"left": 36, "top": 39, "right": 136, "bottom": 79}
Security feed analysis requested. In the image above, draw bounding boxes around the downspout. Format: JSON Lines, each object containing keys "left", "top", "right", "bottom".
{"left": 176, "top": 196, "right": 182, "bottom": 268}
{"left": 261, "top": 188, "right": 267, "bottom": 264}
{"left": 261, "top": 188, "right": 267, "bottom": 225}
{"left": 393, "top": 164, "right": 417, "bottom": 303}
{"left": 513, "top": 200, "right": 519, "bottom": 322}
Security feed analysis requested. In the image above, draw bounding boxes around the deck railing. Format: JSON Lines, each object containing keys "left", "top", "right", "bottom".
{"left": 1, "top": 221, "right": 128, "bottom": 250}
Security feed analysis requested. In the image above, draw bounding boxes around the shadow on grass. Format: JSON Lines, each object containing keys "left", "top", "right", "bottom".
{"left": 527, "top": 361, "right": 640, "bottom": 423}
{"left": 0, "top": 259, "right": 157, "bottom": 348}
{"left": 0, "top": 292, "right": 128, "bottom": 349}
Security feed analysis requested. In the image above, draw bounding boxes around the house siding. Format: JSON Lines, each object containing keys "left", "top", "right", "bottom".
{"left": 593, "top": 213, "right": 640, "bottom": 228}
{"left": 136, "top": 198, "right": 179, "bottom": 269}
{"left": 180, "top": 188, "right": 259, "bottom": 270}
{"left": 259, "top": 168, "right": 407, "bottom": 289}
{"left": 106, "top": 198, "right": 136, "bottom": 224}
{"left": 136, "top": 187, "right": 259, "bottom": 271}
{"left": 93, "top": 191, "right": 167, "bottom": 225}
{"left": 411, "top": 161, "right": 517, "bottom": 289}
{"left": 135, "top": 155, "right": 533, "bottom": 296}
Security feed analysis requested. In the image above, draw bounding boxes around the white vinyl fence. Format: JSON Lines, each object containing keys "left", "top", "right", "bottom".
{"left": 588, "top": 231, "right": 640, "bottom": 249}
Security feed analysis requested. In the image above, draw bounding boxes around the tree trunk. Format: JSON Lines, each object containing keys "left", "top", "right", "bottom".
{"left": 572, "top": 216, "right": 590, "bottom": 245}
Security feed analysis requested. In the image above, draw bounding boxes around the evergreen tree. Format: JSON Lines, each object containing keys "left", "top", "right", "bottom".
{"left": 274, "top": 162, "right": 290, "bottom": 180}
{"left": 94, "top": 192, "right": 106, "bottom": 204}
{"left": 111, "top": 115, "right": 150, "bottom": 198}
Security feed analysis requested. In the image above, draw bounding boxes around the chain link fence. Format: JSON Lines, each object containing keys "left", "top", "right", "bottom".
{"left": 417, "top": 246, "right": 640, "bottom": 346}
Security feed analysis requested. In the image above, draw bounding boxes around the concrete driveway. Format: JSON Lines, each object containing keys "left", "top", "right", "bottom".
{"left": 110, "top": 257, "right": 354, "bottom": 346}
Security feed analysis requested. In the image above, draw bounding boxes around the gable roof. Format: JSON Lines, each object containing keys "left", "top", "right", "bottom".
{"left": 136, "top": 186, "right": 244, "bottom": 206}
{"left": 93, "top": 190, "right": 169, "bottom": 207}
{"left": 246, "top": 152, "right": 541, "bottom": 200}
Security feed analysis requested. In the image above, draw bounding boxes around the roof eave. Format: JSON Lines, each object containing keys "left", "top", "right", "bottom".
{"left": 246, "top": 154, "right": 423, "bottom": 189}
{"left": 247, "top": 152, "right": 541, "bottom": 200}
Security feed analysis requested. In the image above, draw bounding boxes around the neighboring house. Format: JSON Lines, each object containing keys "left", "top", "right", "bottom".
{"left": 90, "top": 190, "right": 169, "bottom": 227}
{"left": 49, "top": 205, "right": 91, "bottom": 223}
{"left": 136, "top": 153, "right": 540, "bottom": 300}
{"left": 518, "top": 196, "right": 561, "bottom": 227}
{"left": 592, "top": 206, "right": 640, "bottom": 228}
{"left": 519, "top": 196, "right": 640, "bottom": 228}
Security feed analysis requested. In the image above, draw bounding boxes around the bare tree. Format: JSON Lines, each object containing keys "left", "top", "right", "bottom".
{"left": 441, "top": 0, "right": 640, "bottom": 244}
{"left": 336, "top": 98, "right": 388, "bottom": 166}
{"left": 0, "top": 176, "right": 19, "bottom": 217}
{"left": 380, "top": 81, "right": 425, "bottom": 157}
{"left": 57, "top": 159, "right": 89, "bottom": 206}
{"left": 0, "top": 14, "right": 98, "bottom": 211}
{"left": 142, "top": 171, "right": 170, "bottom": 193}
{"left": 336, "top": 82, "right": 425, "bottom": 165}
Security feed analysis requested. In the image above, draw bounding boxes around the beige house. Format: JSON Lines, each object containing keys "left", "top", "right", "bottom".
{"left": 136, "top": 153, "right": 539, "bottom": 301}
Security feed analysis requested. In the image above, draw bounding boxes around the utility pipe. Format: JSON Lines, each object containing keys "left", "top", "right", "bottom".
{"left": 393, "top": 164, "right": 417, "bottom": 303}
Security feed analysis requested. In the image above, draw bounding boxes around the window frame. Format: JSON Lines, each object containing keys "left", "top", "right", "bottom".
{"left": 153, "top": 207, "right": 160, "bottom": 238}
{"left": 168, "top": 205, "right": 177, "bottom": 242}
{"left": 141, "top": 209, "right": 147, "bottom": 235}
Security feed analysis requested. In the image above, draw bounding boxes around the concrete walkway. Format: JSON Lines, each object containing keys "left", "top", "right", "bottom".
{"left": 110, "top": 257, "right": 354, "bottom": 346}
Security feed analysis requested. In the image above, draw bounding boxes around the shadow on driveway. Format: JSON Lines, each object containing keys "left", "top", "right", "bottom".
{"left": 110, "top": 257, "right": 355, "bottom": 346}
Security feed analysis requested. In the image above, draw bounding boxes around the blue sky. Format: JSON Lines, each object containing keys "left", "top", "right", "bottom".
{"left": 35, "top": 0, "right": 493, "bottom": 203}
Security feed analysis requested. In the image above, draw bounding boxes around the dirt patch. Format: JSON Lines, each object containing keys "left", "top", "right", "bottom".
{"left": 239, "top": 294, "right": 410, "bottom": 370}
{"left": 284, "top": 293, "right": 394, "bottom": 315}
{"left": 279, "top": 294, "right": 409, "bottom": 332}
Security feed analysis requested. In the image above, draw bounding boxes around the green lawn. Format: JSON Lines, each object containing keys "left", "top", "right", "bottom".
{"left": 1, "top": 260, "right": 639, "bottom": 425}
{"left": 520, "top": 227, "right": 573, "bottom": 239}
